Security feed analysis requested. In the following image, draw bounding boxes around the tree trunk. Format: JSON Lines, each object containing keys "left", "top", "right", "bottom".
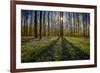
{"left": 78, "top": 13, "right": 80, "bottom": 37}
{"left": 25, "top": 16, "right": 28, "bottom": 36}
{"left": 73, "top": 13, "right": 76, "bottom": 37}
{"left": 43, "top": 11, "right": 46, "bottom": 37}
{"left": 48, "top": 12, "right": 50, "bottom": 37}
{"left": 39, "top": 11, "right": 42, "bottom": 39}
{"left": 60, "top": 12, "right": 63, "bottom": 38}
{"left": 34, "top": 11, "right": 38, "bottom": 38}
{"left": 83, "top": 14, "right": 86, "bottom": 37}
{"left": 30, "top": 12, "right": 32, "bottom": 36}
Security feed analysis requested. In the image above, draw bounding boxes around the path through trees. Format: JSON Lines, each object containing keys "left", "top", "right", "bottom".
{"left": 21, "top": 10, "right": 90, "bottom": 62}
{"left": 22, "top": 37, "right": 89, "bottom": 62}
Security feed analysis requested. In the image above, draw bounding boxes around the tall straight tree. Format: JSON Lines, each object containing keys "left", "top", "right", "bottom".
{"left": 60, "top": 12, "right": 63, "bottom": 38}
{"left": 25, "top": 14, "right": 28, "bottom": 36}
{"left": 73, "top": 13, "right": 76, "bottom": 37}
{"left": 21, "top": 13, "right": 24, "bottom": 36}
{"left": 76, "top": 13, "right": 79, "bottom": 37}
{"left": 83, "top": 13, "right": 86, "bottom": 37}
{"left": 34, "top": 11, "right": 38, "bottom": 38}
{"left": 48, "top": 11, "right": 50, "bottom": 37}
{"left": 70, "top": 13, "right": 73, "bottom": 36}
{"left": 39, "top": 11, "right": 42, "bottom": 39}
{"left": 67, "top": 12, "right": 70, "bottom": 36}
{"left": 74, "top": 13, "right": 77, "bottom": 37}
{"left": 32, "top": 11, "right": 35, "bottom": 36}
{"left": 77, "top": 13, "right": 80, "bottom": 37}
{"left": 87, "top": 13, "right": 90, "bottom": 37}
{"left": 71, "top": 13, "right": 74, "bottom": 36}
{"left": 27, "top": 12, "right": 30, "bottom": 36}
{"left": 43, "top": 11, "right": 46, "bottom": 37}
{"left": 69, "top": 12, "right": 72, "bottom": 37}
{"left": 24, "top": 13, "right": 26, "bottom": 36}
{"left": 29, "top": 11, "right": 33, "bottom": 36}
{"left": 50, "top": 12, "right": 53, "bottom": 37}
{"left": 79, "top": 13, "right": 83, "bottom": 37}
{"left": 85, "top": 14, "right": 87, "bottom": 37}
{"left": 86, "top": 13, "right": 89, "bottom": 37}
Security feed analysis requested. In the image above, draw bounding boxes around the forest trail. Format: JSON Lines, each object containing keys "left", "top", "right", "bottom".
{"left": 21, "top": 10, "right": 90, "bottom": 62}
{"left": 22, "top": 37, "right": 90, "bottom": 62}
{"left": 61, "top": 38, "right": 90, "bottom": 60}
{"left": 38, "top": 38, "right": 88, "bottom": 61}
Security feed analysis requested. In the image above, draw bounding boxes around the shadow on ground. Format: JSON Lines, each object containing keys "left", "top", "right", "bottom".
{"left": 22, "top": 37, "right": 90, "bottom": 62}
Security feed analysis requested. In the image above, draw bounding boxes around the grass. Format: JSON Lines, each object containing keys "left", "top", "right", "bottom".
{"left": 65, "top": 37, "right": 90, "bottom": 54}
{"left": 21, "top": 37, "right": 59, "bottom": 62}
{"left": 21, "top": 36, "right": 90, "bottom": 63}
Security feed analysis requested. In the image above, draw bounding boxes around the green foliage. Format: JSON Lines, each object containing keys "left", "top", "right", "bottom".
{"left": 21, "top": 37, "right": 58, "bottom": 62}
{"left": 65, "top": 37, "right": 90, "bottom": 54}
{"left": 21, "top": 11, "right": 90, "bottom": 63}
{"left": 21, "top": 37, "right": 90, "bottom": 63}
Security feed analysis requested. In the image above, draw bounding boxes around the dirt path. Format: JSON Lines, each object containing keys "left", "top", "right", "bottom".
{"left": 30, "top": 37, "right": 59, "bottom": 62}
{"left": 61, "top": 38, "right": 90, "bottom": 60}
{"left": 22, "top": 37, "right": 90, "bottom": 62}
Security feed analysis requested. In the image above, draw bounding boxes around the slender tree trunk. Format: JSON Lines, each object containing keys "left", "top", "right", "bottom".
{"left": 39, "top": 11, "right": 42, "bottom": 39}
{"left": 75, "top": 13, "right": 77, "bottom": 37}
{"left": 71, "top": 13, "right": 74, "bottom": 36}
{"left": 83, "top": 14, "right": 86, "bottom": 37}
{"left": 24, "top": 15, "right": 26, "bottom": 36}
{"left": 22, "top": 14, "right": 25, "bottom": 36}
{"left": 60, "top": 12, "right": 63, "bottom": 38}
{"left": 87, "top": 14, "right": 90, "bottom": 37}
{"left": 29, "top": 12, "right": 32, "bottom": 36}
{"left": 26, "top": 16, "right": 28, "bottom": 36}
{"left": 48, "top": 12, "right": 50, "bottom": 37}
{"left": 86, "top": 14, "right": 88, "bottom": 37}
{"left": 43, "top": 11, "right": 46, "bottom": 37}
{"left": 73, "top": 13, "right": 76, "bottom": 37}
{"left": 70, "top": 13, "right": 73, "bottom": 37}
{"left": 69, "top": 13, "right": 72, "bottom": 37}
{"left": 27, "top": 13, "right": 30, "bottom": 36}
{"left": 85, "top": 14, "right": 87, "bottom": 37}
{"left": 78, "top": 13, "right": 80, "bottom": 37}
{"left": 34, "top": 11, "right": 38, "bottom": 38}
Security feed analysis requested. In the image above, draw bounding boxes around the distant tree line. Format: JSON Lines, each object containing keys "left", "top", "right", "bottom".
{"left": 21, "top": 10, "right": 90, "bottom": 39}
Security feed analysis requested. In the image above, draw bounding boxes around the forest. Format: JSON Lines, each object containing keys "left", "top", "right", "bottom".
{"left": 21, "top": 10, "right": 90, "bottom": 62}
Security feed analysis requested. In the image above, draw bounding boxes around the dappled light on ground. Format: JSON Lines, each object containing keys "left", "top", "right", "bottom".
{"left": 21, "top": 37, "right": 90, "bottom": 62}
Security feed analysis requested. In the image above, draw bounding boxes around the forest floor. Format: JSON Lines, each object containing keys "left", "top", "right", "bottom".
{"left": 21, "top": 37, "right": 90, "bottom": 63}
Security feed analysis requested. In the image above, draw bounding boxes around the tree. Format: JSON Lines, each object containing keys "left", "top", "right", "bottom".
{"left": 60, "top": 12, "right": 63, "bottom": 38}
{"left": 83, "top": 13, "right": 86, "bottom": 37}
{"left": 25, "top": 14, "right": 28, "bottom": 36}
{"left": 24, "top": 13, "right": 26, "bottom": 36}
{"left": 70, "top": 13, "right": 73, "bottom": 36}
{"left": 34, "top": 11, "right": 38, "bottom": 38}
{"left": 48, "top": 12, "right": 50, "bottom": 37}
{"left": 87, "top": 13, "right": 90, "bottom": 37}
{"left": 73, "top": 13, "right": 76, "bottom": 37}
{"left": 29, "top": 11, "right": 33, "bottom": 36}
{"left": 77, "top": 13, "right": 80, "bottom": 37}
{"left": 39, "top": 11, "right": 42, "bottom": 39}
{"left": 21, "top": 12, "right": 25, "bottom": 36}
{"left": 85, "top": 14, "right": 87, "bottom": 37}
{"left": 43, "top": 11, "right": 46, "bottom": 37}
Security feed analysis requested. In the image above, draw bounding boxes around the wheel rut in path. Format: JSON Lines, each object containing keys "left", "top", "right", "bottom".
{"left": 61, "top": 38, "right": 90, "bottom": 60}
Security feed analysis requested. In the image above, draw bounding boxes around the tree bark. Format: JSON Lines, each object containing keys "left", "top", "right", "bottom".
{"left": 43, "top": 11, "right": 46, "bottom": 37}
{"left": 60, "top": 12, "right": 63, "bottom": 38}
{"left": 34, "top": 11, "right": 38, "bottom": 38}
{"left": 39, "top": 11, "right": 42, "bottom": 39}
{"left": 48, "top": 12, "right": 50, "bottom": 37}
